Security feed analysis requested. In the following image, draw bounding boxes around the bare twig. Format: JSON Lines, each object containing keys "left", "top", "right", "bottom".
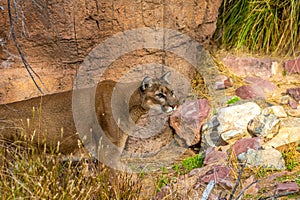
{"left": 7, "top": 0, "right": 46, "bottom": 94}
{"left": 235, "top": 180, "right": 259, "bottom": 200}
{"left": 229, "top": 163, "right": 246, "bottom": 200}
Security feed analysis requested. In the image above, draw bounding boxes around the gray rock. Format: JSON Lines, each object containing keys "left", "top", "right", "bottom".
{"left": 201, "top": 118, "right": 225, "bottom": 147}
{"left": 247, "top": 112, "right": 280, "bottom": 138}
{"left": 202, "top": 102, "right": 261, "bottom": 145}
{"left": 238, "top": 148, "right": 285, "bottom": 170}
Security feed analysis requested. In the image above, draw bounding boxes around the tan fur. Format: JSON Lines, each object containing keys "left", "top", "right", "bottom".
{"left": 0, "top": 75, "right": 179, "bottom": 155}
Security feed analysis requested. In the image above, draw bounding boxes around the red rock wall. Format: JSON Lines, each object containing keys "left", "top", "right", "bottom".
{"left": 0, "top": 0, "right": 221, "bottom": 104}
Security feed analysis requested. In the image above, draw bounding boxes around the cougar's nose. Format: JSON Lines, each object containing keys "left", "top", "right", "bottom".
{"left": 170, "top": 104, "right": 177, "bottom": 110}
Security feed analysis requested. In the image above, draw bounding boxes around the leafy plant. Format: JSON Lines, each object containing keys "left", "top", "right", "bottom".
{"left": 172, "top": 154, "right": 205, "bottom": 175}
{"left": 156, "top": 175, "right": 170, "bottom": 191}
{"left": 226, "top": 96, "right": 241, "bottom": 105}
{"left": 181, "top": 154, "right": 205, "bottom": 173}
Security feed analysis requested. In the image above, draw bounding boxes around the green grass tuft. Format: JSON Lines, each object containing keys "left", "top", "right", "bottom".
{"left": 214, "top": 0, "right": 300, "bottom": 56}
{"left": 172, "top": 153, "right": 205, "bottom": 175}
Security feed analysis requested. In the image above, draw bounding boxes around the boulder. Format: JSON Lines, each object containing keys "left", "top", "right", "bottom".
{"left": 0, "top": 0, "right": 223, "bottom": 104}
{"left": 263, "top": 118, "right": 300, "bottom": 149}
{"left": 247, "top": 112, "right": 280, "bottom": 138}
{"left": 170, "top": 99, "right": 210, "bottom": 146}
{"left": 238, "top": 148, "right": 285, "bottom": 170}
{"left": 202, "top": 102, "right": 261, "bottom": 146}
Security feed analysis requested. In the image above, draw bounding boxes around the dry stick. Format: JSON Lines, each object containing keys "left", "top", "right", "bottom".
{"left": 234, "top": 180, "right": 259, "bottom": 200}
{"left": 7, "top": 0, "right": 45, "bottom": 94}
{"left": 229, "top": 163, "right": 246, "bottom": 200}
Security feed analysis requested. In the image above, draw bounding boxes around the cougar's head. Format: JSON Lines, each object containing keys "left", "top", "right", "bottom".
{"left": 139, "top": 72, "right": 179, "bottom": 114}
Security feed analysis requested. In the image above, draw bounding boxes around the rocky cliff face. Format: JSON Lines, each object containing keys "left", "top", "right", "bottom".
{"left": 0, "top": 0, "right": 221, "bottom": 104}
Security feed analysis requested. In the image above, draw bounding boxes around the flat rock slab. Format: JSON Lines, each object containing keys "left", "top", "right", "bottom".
{"left": 235, "top": 85, "right": 266, "bottom": 99}
{"left": 276, "top": 182, "right": 300, "bottom": 193}
{"left": 284, "top": 57, "right": 300, "bottom": 74}
{"left": 268, "top": 106, "right": 287, "bottom": 118}
{"left": 222, "top": 54, "right": 273, "bottom": 78}
{"left": 203, "top": 147, "right": 227, "bottom": 165}
{"left": 263, "top": 118, "right": 300, "bottom": 149}
{"left": 244, "top": 77, "right": 278, "bottom": 95}
{"left": 233, "top": 137, "right": 261, "bottom": 156}
{"left": 217, "top": 102, "right": 261, "bottom": 132}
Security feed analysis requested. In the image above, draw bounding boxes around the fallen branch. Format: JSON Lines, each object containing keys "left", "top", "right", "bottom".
{"left": 235, "top": 180, "right": 259, "bottom": 200}
{"left": 229, "top": 163, "right": 246, "bottom": 200}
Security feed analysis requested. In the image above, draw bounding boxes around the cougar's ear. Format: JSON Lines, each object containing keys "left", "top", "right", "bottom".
{"left": 160, "top": 71, "right": 171, "bottom": 84}
{"left": 141, "top": 76, "right": 152, "bottom": 91}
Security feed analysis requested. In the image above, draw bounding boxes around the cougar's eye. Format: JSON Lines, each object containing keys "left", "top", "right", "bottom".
{"left": 156, "top": 93, "right": 165, "bottom": 98}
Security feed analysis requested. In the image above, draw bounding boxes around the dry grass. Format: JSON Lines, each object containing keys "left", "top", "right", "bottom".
{"left": 0, "top": 137, "right": 142, "bottom": 199}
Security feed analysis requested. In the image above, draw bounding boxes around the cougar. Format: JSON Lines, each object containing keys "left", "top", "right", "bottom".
{"left": 0, "top": 72, "right": 179, "bottom": 158}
